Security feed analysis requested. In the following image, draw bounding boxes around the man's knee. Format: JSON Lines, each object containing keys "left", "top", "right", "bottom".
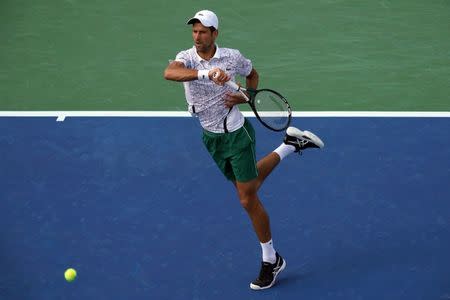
{"left": 240, "top": 194, "right": 258, "bottom": 211}
{"left": 237, "top": 183, "right": 258, "bottom": 211}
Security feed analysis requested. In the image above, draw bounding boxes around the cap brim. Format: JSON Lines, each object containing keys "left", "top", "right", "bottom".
{"left": 186, "top": 17, "right": 216, "bottom": 29}
{"left": 186, "top": 18, "right": 198, "bottom": 25}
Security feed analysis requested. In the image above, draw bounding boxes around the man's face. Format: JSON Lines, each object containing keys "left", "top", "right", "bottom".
{"left": 192, "top": 22, "right": 217, "bottom": 53}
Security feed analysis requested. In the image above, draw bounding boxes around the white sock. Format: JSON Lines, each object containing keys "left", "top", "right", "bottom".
{"left": 273, "top": 143, "right": 295, "bottom": 160}
{"left": 260, "top": 239, "right": 276, "bottom": 263}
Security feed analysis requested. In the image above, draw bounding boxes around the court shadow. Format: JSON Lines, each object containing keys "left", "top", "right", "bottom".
{"left": 276, "top": 275, "right": 311, "bottom": 288}
{"left": 275, "top": 237, "right": 443, "bottom": 295}
{"left": 275, "top": 265, "right": 315, "bottom": 288}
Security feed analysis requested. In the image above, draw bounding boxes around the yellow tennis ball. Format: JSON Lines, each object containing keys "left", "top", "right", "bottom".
{"left": 64, "top": 268, "right": 77, "bottom": 282}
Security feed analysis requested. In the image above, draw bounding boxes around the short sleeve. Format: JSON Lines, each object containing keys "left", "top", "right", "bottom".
{"left": 233, "top": 50, "right": 253, "bottom": 77}
{"left": 175, "top": 50, "right": 192, "bottom": 69}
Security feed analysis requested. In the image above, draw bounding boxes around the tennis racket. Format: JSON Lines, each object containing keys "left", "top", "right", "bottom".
{"left": 225, "top": 80, "right": 292, "bottom": 132}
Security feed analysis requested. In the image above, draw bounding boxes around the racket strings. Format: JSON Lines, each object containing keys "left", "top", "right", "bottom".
{"left": 253, "top": 91, "right": 290, "bottom": 130}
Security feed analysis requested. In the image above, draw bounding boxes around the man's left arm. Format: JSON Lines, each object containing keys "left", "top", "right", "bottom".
{"left": 246, "top": 68, "right": 259, "bottom": 91}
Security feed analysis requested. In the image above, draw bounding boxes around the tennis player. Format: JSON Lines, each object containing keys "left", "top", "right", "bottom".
{"left": 164, "top": 9, "right": 324, "bottom": 290}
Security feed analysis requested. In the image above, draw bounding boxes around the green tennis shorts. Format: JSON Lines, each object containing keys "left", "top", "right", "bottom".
{"left": 202, "top": 119, "right": 258, "bottom": 182}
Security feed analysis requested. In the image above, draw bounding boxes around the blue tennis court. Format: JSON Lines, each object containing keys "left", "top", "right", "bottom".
{"left": 1, "top": 117, "right": 449, "bottom": 299}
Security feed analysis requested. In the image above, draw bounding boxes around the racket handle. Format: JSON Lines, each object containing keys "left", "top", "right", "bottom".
{"left": 213, "top": 72, "right": 249, "bottom": 101}
{"left": 225, "top": 81, "right": 249, "bottom": 101}
{"left": 224, "top": 80, "right": 241, "bottom": 91}
{"left": 212, "top": 72, "right": 242, "bottom": 91}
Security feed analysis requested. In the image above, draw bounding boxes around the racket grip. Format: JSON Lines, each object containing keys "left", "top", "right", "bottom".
{"left": 225, "top": 81, "right": 250, "bottom": 101}
{"left": 212, "top": 72, "right": 241, "bottom": 91}
{"left": 224, "top": 81, "right": 241, "bottom": 91}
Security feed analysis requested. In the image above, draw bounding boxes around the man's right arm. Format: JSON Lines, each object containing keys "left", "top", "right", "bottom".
{"left": 163, "top": 61, "right": 230, "bottom": 84}
{"left": 163, "top": 61, "right": 199, "bottom": 82}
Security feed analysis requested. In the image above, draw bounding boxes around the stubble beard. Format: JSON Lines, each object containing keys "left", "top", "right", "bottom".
{"left": 195, "top": 42, "right": 213, "bottom": 54}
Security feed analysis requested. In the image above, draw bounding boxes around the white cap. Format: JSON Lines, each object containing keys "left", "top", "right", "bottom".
{"left": 186, "top": 10, "right": 219, "bottom": 30}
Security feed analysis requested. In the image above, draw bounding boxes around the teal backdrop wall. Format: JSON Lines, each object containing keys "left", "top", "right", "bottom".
{"left": 1, "top": 0, "right": 449, "bottom": 111}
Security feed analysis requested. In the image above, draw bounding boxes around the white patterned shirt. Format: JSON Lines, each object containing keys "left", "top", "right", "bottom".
{"left": 174, "top": 45, "right": 253, "bottom": 133}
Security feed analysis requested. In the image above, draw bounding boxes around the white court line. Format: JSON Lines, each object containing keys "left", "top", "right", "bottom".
{"left": 0, "top": 111, "right": 449, "bottom": 121}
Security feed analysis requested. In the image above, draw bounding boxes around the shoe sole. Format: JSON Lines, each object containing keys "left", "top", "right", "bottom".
{"left": 287, "top": 127, "right": 325, "bottom": 149}
{"left": 249, "top": 259, "right": 287, "bottom": 290}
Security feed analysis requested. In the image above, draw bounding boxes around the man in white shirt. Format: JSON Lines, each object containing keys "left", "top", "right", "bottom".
{"left": 164, "top": 9, "right": 324, "bottom": 290}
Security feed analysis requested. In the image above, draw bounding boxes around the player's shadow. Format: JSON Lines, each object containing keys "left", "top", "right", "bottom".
{"left": 275, "top": 239, "right": 422, "bottom": 291}
{"left": 276, "top": 265, "right": 314, "bottom": 287}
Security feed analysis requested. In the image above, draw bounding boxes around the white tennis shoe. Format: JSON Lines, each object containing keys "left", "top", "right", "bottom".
{"left": 283, "top": 127, "right": 324, "bottom": 152}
